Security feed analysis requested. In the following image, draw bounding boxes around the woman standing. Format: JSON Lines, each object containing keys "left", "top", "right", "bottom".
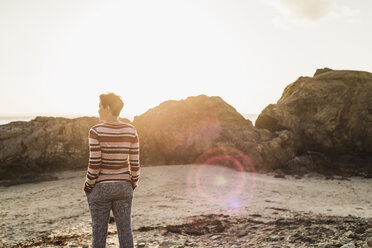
{"left": 84, "top": 92, "right": 140, "bottom": 248}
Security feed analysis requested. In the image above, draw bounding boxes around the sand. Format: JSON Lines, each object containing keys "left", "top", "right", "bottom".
{"left": 0, "top": 164, "right": 371, "bottom": 247}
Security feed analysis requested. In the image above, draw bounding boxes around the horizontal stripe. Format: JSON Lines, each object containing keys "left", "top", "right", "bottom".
{"left": 98, "top": 131, "right": 136, "bottom": 135}
{"left": 100, "top": 165, "right": 128, "bottom": 169}
{"left": 87, "top": 171, "right": 98, "bottom": 176}
{"left": 90, "top": 156, "right": 102, "bottom": 159}
{"left": 87, "top": 174, "right": 97, "bottom": 180}
{"left": 96, "top": 178, "right": 133, "bottom": 183}
{"left": 101, "top": 158, "right": 128, "bottom": 161}
{"left": 97, "top": 179, "right": 133, "bottom": 184}
{"left": 85, "top": 123, "right": 140, "bottom": 190}
{"left": 100, "top": 150, "right": 131, "bottom": 154}
{"left": 88, "top": 164, "right": 101, "bottom": 169}
{"left": 100, "top": 123, "right": 133, "bottom": 128}
{"left": 100, "top": 171, "right": 131, "bottom": 175}
{"left": 100, "top": 136, "right": 135, "bottom": 143}
{"left": 89, "top": 129, "right": 100, "bottom": 139}
{"left": 102, "top": 163, "right": 126, "bottom": 167}
{"left": 101, "top": 146, "right": 134, "bottom": 150}
{"left": 96, "top": 174, "right": 132, "bottom": 181}
{"left": 89, "top": 161, "right": 101, "bottom": 165}
{"left": 98, "top": 134, "right": 136, "bottom": 139}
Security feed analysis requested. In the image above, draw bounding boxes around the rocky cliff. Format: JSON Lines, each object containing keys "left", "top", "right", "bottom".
{"left": 256, "top": 68, "right": 372, "bottom": 176}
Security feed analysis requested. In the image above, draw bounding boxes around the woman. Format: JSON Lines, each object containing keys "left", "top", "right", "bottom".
{"left": 84, "top": 92, "right": 140, "bottom": 248}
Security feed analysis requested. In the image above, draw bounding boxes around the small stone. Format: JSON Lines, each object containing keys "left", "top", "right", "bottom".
{"left": 317, "top": 242, "right": 333, "bottom": 248}
{"left": 237, "top": 230, "right": 247, "bottom": 237}
{"left": 137, "top": 241, "right": 146, "bottom": 248}
{"left": 159, "top": 241, "right": 175, "bottom": 248}
{"left": 344, "top": 231, "right": 355, "bottom": 238}
{"left": 210, "top": 235, "right": 221, "bottom": 240}
{"left": 366, "top": 238, "right": 372, "bottom": 247}
{"left": 187, "top": 242, "right": 194, "bottom": 247}
{"left": 341, "top": 242, "right": 355, "bottom": 248}
{"left": 0, "top": 241, "right": 3, "bottom": 248}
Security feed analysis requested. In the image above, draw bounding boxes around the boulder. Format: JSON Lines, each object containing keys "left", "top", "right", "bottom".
{"left": 133, "top": 94, "right": 252, "bottom": 165}
{"left": 256, "top": 68, "right": 372, "bottom": 175}
{"left": 133, "top": 94, "right": 298, "bottom": 171}
{"left": 256, "top": 68, "right": 372, "bottom": 154}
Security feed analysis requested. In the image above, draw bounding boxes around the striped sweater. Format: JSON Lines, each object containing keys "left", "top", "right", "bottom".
{"left": 83, "top": 122, "right": 140, "bottom": 193}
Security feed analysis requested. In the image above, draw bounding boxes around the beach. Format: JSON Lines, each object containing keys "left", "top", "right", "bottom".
{"left": 1, "top": 164, "right": 371, "bottom": 247}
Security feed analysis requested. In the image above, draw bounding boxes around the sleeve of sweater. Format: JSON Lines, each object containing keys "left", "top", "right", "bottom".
{"left": 84, "top": 127, "right": 102, "bottom": 193}
{"left": 129, "top": 128, "right": 140, "bottom": 189}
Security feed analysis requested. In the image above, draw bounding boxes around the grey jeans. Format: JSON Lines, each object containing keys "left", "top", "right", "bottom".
{"left": 86, "top": 181, "right": 134, "bottom": 248}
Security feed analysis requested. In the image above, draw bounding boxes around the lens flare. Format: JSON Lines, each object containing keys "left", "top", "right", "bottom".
{"left": 229, "top": 199, "right": 241, "bottom": 209}
{"left": 187, "top": 147, "right": 257, "bottom": 212}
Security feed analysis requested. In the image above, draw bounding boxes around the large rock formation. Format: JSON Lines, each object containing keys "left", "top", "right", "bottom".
{"left": 133, "top": 94, "right": 298, "bottom": 172}
{"left": 0, "top": 95, "right": 299, "bottom": 182}
{"left": 3, "top": 67, "right": 371, "bottom": 182}
{"left": 0, "top": 116, "right": 131, "bottom": 182}
{"left": 256, "top": 68, "right": 372, "bottom": 175}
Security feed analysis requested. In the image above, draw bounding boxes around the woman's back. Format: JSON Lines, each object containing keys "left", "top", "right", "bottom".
{"left": 86, "top": 122, "right": 140, "bottom": 188}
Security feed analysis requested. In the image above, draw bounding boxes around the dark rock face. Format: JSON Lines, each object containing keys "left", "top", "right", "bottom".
{"left": 133, "top": 94, "right": 298, "bottom": 171}
{"left": 256, "top": 68, "right": 372, "bottom": 156}
{"left": 0, "top": 116, "right": 131, "bottom": 181}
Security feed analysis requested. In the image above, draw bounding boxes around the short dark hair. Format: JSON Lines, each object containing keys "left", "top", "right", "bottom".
{"left": 99, "top": 92, "right": 124, "bottom": 116}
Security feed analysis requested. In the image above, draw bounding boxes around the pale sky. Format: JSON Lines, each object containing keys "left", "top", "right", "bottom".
{"left": 1, "top": 0, "right": 371, "bottom": 117}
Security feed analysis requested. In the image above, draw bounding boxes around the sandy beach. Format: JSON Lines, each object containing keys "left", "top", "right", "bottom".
{"left": 1, "top": 164, "right": 371, "bottom": 247}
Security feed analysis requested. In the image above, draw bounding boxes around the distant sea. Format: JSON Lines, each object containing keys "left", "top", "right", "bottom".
{"left": 0, "top": 114, "right": 259, "bottom": 126}
{"left": 0, "top": 116, "right": 37, "bottom": 125}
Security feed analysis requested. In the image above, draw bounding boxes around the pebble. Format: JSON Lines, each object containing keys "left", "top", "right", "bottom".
{"left": 366, "top": 238, "right": 372, "bottom": 247}
{"left": 317, "top": 242, "right": 334, "bottom": 248}
{"left": 159, "top": 241, "right": 175, "bottom": 248}
{"left": 237, "top": 230, "right": 247, "bottom": 237}
{"left": 184, "top": 240, "right": 194, "bottom": 246}
{"left": 137, "top": 241, "right": 146, "bottom": 248}
{"left": 341, "top": 242, "right": 355, "bottom": 248}
{"left": 344, "top": 230, "right": 355, "bottom": 238}
{"left": 210, "top": 235, "right": 221, "bottom": 240}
